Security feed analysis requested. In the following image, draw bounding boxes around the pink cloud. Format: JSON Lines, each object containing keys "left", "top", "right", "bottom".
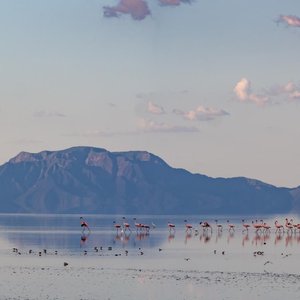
{"left": 277, "top": 15, "right": 300, "bottom": 28}
{"left": 103, "top": 0, "right": 151, "bottom": 20}
{"left": 174, "top": 106, "right": 229, "bottom": 121}
{"left": 234, "top": 78, "right": 269, "bottom": 106}
{"left": 159, "top": 0, "right": 192, "bottom": 6}
{"left": 147, "top": 101, "right": 166, "bottom": 115}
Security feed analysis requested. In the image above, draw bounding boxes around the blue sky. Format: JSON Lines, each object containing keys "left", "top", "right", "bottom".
{"left": 0, "top": 0, "right": 300, "bottom": 187}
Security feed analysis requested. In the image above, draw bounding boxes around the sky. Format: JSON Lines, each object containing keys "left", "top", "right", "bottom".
{"left": 0, "top": 0, "right": 300, "bottom": 188}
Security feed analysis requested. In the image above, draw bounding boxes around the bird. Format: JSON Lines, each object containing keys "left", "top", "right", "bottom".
{"left": 215, "top": 220, "right": 223, "bottom": 232}
{"left": 80, "top": 217, "right": 91, "bottom": 233}
{"left": 252, "top": 220, "right": 263, "bottom": 233}
{"left": 242, "top": 219, "right": 251, "bottom": 232}
{"left": 285, "top": 218, "right": 294, "bottom": 232}
{"left": 167, "top": 222, "right": 176, "bottom": 232}
{"left": 133, "top": 218, "right": 144, "bottom": 232}
{"left": 184, "top": 220, "right": 193, "bottom": 232}
{"left": 274, "top": 220, "right": 284, "bottom": 233}
{"left": 122, "top": 217, "right": 131, "bottom": 232}
{"left": 200, "top": 221, "right": 212, "bottom": 233}
{"left": 227, "top": 220, "right": 235, "bottom": 232}
{"left": 113, "top": 221, "right": 122, "bottom": 233}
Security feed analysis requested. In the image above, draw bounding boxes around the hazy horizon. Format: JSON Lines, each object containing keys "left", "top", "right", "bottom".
{"left": 1, "top": 0, "right": 300, "bottom": 188}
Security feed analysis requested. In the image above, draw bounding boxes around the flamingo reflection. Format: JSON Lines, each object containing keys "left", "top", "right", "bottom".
{"left": 184, "top": 232, "right": 192, "bottom": 244}
{"left": 168, "top": 232, "right": 175, "bottom": 243}
{"left": 199, "top": 231, "right": 212, "bottom": 244}
{"left": 242, "top": 232, "right": 249, "bottom": 246}
{"left": 274, "top": 232, "right": 283, "bottom": 245}
{"left": 227, "top": 230, "right": 235, "bottom": 244}
{"left": 80, "top": 232, "right": 90, "bottom": 247}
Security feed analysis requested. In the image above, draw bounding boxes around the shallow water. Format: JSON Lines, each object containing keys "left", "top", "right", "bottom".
{"left": 1, "top": 214, "right": 300, "bottom": 258}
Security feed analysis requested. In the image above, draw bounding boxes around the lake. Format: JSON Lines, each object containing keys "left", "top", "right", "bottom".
{"left": 1, "top": 213, "right": 299, "bottom": 258}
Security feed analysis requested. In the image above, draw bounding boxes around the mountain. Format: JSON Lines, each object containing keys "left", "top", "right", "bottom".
{"left": 0, "top": 146, "right": 298, "bottom": 214}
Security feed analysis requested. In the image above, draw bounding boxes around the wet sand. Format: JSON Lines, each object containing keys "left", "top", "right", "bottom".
{"left": 1, "top": 246, "right": 300, "bottom": 300}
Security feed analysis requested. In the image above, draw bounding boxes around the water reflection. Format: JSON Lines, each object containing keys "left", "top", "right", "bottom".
{"left": 1, "top": 214, "right": 300, "bottom": 255}
{"left": 80, "top": 232, "right": 90, "bottom": 247}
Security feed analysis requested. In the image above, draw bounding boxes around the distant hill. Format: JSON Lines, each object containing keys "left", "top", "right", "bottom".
{"left": 0, "top": 146, "right": 298, "bottom": 214}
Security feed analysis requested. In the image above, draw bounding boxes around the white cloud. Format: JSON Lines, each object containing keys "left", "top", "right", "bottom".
{"left": 234, "top": 78, "right": 269, "bottom": 106}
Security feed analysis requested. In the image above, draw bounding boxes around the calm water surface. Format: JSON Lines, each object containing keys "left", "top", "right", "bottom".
{"left": 0, "top": 214, "right": 299, "bottom": 256}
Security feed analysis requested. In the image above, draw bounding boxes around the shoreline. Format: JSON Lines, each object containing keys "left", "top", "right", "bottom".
{"left": 1, "top": 250, "right": 300, "bottom": 300}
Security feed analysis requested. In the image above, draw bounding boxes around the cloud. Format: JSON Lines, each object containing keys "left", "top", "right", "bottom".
{"left": 276, "top": 15, "right": 300, "bottom": 28}
{"left": 158, "top": 0, "right": 192, "bottom": 6}
{"left": 272, "top": 82, "right": 300, "bottom": 100}
{"left": 103, "top": 0, "right": 151, "bottom": 20}
{"left": 138, "top": 118, "right": 199, "bottom": 133}
{"left": 173, "top": 105, "right": 229, "bottom": 121}
{"left": 33, "top": 110, "right": 66, "bottom": 118}
{"left": 234, "top": 78, "right": 269, "bottom": 106}
{"left": 147, "top": 101, "right": 166, "bottom": 115}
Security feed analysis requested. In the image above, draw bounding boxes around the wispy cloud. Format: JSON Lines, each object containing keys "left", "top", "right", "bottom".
{"left": 158, "top": 0, "right": 193, "bottom": 6}
{"left": 173, "top": 105, "right": 229, "bottom": 121}
{"left": 269, "top": 81, "right": 300, "bottom": 100}
{"left": 234, "top": 79, "right": 300, "bottom": 105}
{"left": 276, "top": 15, "right": 300, "bottom": 28}
{"left": 234, "top": 78, "right": 269, "bottom": 106}
{"left": 138, "top": 118, "right": 199, "bottom": 133}
{"left": 147, "top": 101, "right": 166, "bottom": 115}
{"left": 103, "top": 0, "right": 151, "bottom": 20}
{"left": 33, "top": 110, "right": 66, "bottom": 118}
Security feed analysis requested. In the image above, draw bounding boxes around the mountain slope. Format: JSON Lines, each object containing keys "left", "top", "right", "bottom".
{"left": 0, "top": 146, "right": 297, "bottom": 214}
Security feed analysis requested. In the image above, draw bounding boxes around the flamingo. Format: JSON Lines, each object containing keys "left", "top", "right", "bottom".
{"left": 143, "top": 224, "right": 150, "bottom": 233}
{"left": 200, "top": 221, "right": 212, "bottom": 233}
{"left": 80, "top": 217, "right": 91, "bottom": 233}
{"left": 252, "top": 220, "right": 263, "bottom": 233}
{"left": 263, "top": 222, "right": 271, "bottom": 234}
{"left": 215, "top": 220, "right": 223, "bottom": 232}
{"left": 285, "top": 218, "right": 294, "bottom": 233}
{"left": 113, "top": 221, "right": 122, "bottom": 233}
{"left": 241, "top": 219, "right": 251, "bottom": 233}
{"left": 122, "top": 217, "right": 131, "bottom": 233}
{"left": 227, "top": 220, "right": 235, "bottom": 232}
{"left": 167, "top": 222, "right": 176, "bottom": 232}
{"left": 274, "top": 220, "right": 284, "bottom": 233}
{"left": 184, "top": 220, "right": 193, "bottom": 232}
{"left": 133, "top": 218, "right": 144, "bottom": 232}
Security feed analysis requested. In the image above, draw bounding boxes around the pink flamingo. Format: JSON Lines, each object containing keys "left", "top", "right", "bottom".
{"left": 184, "top": 220, "right": 193, "bottom": 232}
{"left": 274, "top": 220, "right": 284, "bottom": 233}
{"left": 242, "top": 219, "right": 251, "bottom": 232}
{"left": 285, "top": 218, "right": 294, "bottom": 233}
{"left": 80, "top": 217, "right": 90, "bottom": 233}
{"left": 133, "top": 218, "right": 144, "bottom": 232}
{"left": 113, "top": 221, "right": 122, "bottom": 233}
{"left": 252, "top": 220, "right": 263, "bottom": 233}
{"left": 167, "top": 222, "right": 176, "bottom": 232}
{"left": 227, "top": 220, "right": 235, "bottom": 232}
{"left": 263, "top": 222, "right": 271, "bottom": 234}
{"left": 122, "top": 217, "right": 131, "bottom": 232}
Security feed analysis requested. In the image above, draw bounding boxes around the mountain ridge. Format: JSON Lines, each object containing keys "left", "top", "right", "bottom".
{"left": 0, "top": 146, "right": 297, "bottom": 214}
